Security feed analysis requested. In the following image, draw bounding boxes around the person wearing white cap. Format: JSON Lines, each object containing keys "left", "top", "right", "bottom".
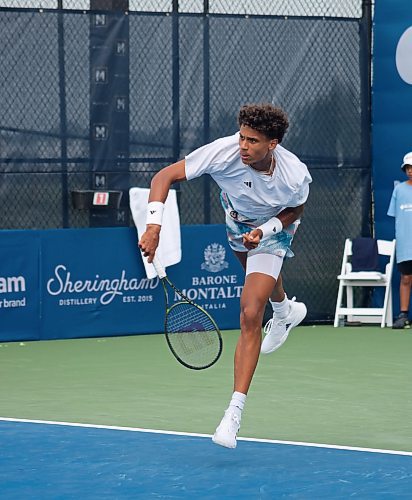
{"left": 387, "top": 151, "right": 412, "bottom": 329}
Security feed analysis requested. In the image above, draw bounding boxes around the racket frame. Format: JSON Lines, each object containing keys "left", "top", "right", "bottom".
{"left": 153, "top": 257, "right": 223, "bottom": 370}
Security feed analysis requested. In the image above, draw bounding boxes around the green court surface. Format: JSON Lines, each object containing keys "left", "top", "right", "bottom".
{"left": 1, "top": 326, "right": 411, "bottom": 452}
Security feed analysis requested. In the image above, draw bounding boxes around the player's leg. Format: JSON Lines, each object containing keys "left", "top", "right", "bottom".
{"left": 269, "top": 272, "right": 286, "bottom": 302}
{"left": 262, "top": 265, "right": 307, "bottom": 354}
{"left": 232, "top": 249, "right": 306, "bottom": 354}
{"left": 234, "top": 271, "right": 276, "bottom": 393}
{"left": 213, "top": 252, "right": 278, "bottom": 449}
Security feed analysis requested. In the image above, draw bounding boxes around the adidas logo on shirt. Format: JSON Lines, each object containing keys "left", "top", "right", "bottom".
{"left": 243, "top": 181, "right": 252, "bottom": 188}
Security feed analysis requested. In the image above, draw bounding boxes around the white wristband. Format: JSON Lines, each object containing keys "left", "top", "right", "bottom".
{"left": 146, "top": 201, "right": 164, "bottom": 226}
{"left": 257, "top": 217, "right": 283, "bottom": 239}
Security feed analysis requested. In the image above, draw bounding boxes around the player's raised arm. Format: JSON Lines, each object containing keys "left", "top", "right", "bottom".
{"left": 138, "top": 160, "right": 187, "bottom": 263}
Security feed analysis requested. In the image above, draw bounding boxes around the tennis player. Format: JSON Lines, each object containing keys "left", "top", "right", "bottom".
{"left": 139, "top": 103, "right": 312, "bottom": 449}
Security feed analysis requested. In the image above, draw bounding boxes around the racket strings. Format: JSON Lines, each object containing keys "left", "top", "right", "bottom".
{"left": 166, "top": 302, "right": 221, "bottom": 368}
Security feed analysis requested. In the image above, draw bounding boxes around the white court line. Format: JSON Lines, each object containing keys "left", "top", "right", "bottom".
{"left": 1, "top": 416, "right": 412, "bottom": 457}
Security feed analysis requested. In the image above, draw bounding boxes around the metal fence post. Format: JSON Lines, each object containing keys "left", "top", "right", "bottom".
{"left": 172, "top": 0, "right": 180, "bottom": 163}
{"left": 203, "top": 0, "right": 211, "bottom": 224}
{"left": 57, "top": 0, "right": 68, "bottom": 228}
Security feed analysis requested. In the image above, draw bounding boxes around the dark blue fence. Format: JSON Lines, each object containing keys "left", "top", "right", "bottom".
{"left": 0, "top": 1, "right": 372, "bottom": 321}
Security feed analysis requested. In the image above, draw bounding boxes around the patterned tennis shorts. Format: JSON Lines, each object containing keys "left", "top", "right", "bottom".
{"left": 220, "top": 192, "right": 299, "bottom": 258}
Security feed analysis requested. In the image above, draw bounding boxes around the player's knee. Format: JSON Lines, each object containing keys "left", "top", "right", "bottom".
{"left": 240, "top": 302, "right": 264, "bottom": 329}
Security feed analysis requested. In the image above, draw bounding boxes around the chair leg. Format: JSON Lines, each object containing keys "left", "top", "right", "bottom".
{"left": 384, "top": 285, "right": 393, "bottom": 327}
{"left": 346, "top": 286, "right": 354, "bottom": 322}
{"left": 388, "top": 286, "right": 393, "bottom": 327}
{"left": 334, "top": 282, "right": 344, "bottom": 327}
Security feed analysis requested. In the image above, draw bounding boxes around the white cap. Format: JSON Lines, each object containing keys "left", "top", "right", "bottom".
{"left": 401, "top": 151, "right": 412, "bottom": 171}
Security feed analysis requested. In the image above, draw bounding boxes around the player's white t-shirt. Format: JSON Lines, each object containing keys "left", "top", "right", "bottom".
{"left": 185, "top": 132, "right": 312, "bottom": 220}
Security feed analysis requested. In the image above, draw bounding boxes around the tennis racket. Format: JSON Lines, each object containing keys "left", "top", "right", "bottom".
{"left": 152, "top": 256, "right": 223, "bottom": 370}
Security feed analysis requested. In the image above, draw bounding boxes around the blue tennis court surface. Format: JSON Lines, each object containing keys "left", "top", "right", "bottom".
{"left": 1, "top": 419, "right": 412, "bottom": 498}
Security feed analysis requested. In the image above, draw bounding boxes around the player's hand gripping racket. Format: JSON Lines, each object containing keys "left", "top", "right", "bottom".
{"left": 152, "top": 256, "right": 223, "bottom": 370}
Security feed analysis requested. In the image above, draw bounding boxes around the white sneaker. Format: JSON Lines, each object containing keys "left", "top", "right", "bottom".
{"left": 261, "top": 297, "right": 307, "bottom": 354}
{"left": 212, "top": 409, "right": 241, "bottom": 449}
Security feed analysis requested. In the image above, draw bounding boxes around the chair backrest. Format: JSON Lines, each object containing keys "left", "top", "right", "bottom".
{"left": 345, "top": 239, "right": 395, "bottom": 258}
{"left": 376, "top": 239, "right": 396, "bottom": 256}
{"left": 341, "top": 238, "right": 396, "bottom": 275}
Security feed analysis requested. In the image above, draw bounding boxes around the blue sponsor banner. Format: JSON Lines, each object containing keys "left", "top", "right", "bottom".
{"left": 373, "top": 1, "right": 412, "bottom": 313}
{"left": 373, "top": 1, "right": 412, "bottom": 239}
{"left": 0, "top": 232, "right": 41, "bottom": 341}
{"left": 0, "top": 226, "right": 243, "bottom": 342}
{"left": 167, "top": 226, "right": 243, "bottom": 329}
{"left": 40, "top": 228, "right": 163, "bottom": 340}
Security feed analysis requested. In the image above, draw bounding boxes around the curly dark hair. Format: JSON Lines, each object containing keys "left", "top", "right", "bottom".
{"left": 238, "top": 103, "right": 289, "bottom": 143}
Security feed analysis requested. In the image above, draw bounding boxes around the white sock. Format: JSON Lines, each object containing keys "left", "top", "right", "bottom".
{"left": 228, "top": 391, "right": 246, "bottom": 417}
{"left": 270, "top": 295, "right": 290, "bottom": 319}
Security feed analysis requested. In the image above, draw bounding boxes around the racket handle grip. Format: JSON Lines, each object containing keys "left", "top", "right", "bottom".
{"left": 152, "top": 255, "right": 167, "bottom": 278}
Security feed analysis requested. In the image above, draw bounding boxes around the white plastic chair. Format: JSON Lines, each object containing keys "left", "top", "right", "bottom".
{"left": 334, "top": 238, "right": 396, "bottom": 328}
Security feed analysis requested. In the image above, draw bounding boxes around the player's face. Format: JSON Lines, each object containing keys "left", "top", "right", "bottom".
{"left": 405, "top": 165, "right": 412, "bottom": 180}
{"left": 238, "top": 125, "right": 277, "bottom": 165}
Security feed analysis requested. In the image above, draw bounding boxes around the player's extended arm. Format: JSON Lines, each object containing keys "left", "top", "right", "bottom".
{"left": 138, "top": 160, "right": 187, "bottom": 263}
{"left": 242, "top": 204, "right": 305, "bottom": 250}
{"left": 276, "top": 204, "right": 305, "bottom": 228}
